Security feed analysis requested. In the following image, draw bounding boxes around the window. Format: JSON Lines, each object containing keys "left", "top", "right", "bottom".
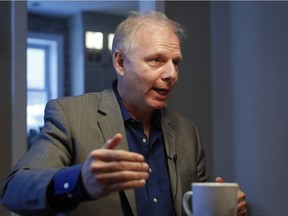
{"left": 27, "top": 45, "right": 48, "bottom": 132}
{"left": 26, "top": 33, "right": 63, "bottom": 133}
{"left": 85, "top": 31, "right": 114, "bottom": 51}
{"left": 108, "top": 33, "right": 114, "bottom": 51}
{"left": 85, "top": 31, "right": 103, "bottom": 50}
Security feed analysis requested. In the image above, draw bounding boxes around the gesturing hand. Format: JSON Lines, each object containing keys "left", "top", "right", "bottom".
{"left": 81, "top": 133, "right": 149, "bottom": 199}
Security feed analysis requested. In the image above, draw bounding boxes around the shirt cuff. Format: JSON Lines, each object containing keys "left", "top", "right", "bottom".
{"left": 47, "top": 164, "right": 91, "bottom": 210}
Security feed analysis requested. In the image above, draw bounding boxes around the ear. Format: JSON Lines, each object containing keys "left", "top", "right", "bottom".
{"left": 113, "top": 50, "right": 125, "bottom": 76}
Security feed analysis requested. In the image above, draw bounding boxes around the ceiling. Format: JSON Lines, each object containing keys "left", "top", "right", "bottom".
{"left": 27, "top": 0, "right": 139, "bottom": 17}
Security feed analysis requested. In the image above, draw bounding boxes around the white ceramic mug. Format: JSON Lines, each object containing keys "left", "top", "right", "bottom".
{"left": 182, "top": 182, "right": 238, "bottom": 216}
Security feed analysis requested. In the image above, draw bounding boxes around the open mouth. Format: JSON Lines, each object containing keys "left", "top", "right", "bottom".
{"left": 153, "top": 88, "right": 169, "bottom": 96}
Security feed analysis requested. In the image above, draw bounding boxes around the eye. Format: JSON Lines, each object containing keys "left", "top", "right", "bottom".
{"left": 151, "top": 57, "right": 161, "bottom": 63}
{"left": 173, "top": 58, "right": 182, "bottom": 66}
{"left": 146, "top": 56, "right": 164, "bottom": 67}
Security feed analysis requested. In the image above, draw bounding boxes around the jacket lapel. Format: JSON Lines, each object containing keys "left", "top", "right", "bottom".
{"left": 97, "top": 87, "right": 137, "bottom": 215}
{"left": 161, "top": 108, "right": 182, "bottom": 216}
{"left": 97, "top": 87, "right": 127, "bottom": 146}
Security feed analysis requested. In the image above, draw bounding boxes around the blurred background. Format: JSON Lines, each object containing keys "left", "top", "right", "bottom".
{"left": 1, "top": 1, "right": 288, "bottom": 215}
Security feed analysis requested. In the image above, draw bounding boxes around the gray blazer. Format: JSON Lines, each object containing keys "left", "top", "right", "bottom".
{"left": 1, "top": 86, "right": 208, "bottom": 216}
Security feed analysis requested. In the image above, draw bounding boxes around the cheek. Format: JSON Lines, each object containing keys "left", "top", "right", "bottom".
{"left": 133, "top": 70, "right": 155, "bottom": 86}
{"left": 124, "top": 63, "right": 159, "bottom": 90}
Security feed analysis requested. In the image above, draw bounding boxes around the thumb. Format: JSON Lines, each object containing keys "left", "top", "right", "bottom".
{"left": 102, "top": 133, "right": 123, "bottom": 149}
{"left": 216, "top": 176, "right": 225, "bottom": 183}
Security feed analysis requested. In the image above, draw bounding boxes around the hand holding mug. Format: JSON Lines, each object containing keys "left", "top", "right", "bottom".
{"left": 216, "top": 177, "right": 247, "bottom": 216}
{"left": 182, "top": 182, "right": 239, "bottom": 216}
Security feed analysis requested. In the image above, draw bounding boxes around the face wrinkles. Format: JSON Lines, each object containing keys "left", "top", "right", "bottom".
{"left": 141, "top": 29, "right": 181, "bottom": 94}
{"left": 118, "top": 23, "right": 182, "bottom": 117}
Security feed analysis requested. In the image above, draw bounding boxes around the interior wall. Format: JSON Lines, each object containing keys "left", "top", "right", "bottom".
{"left": 0, "top": 1, "right": 27, "bottom": 216}
{"left": 165, "top": 1, "right": 213, "bottom": 178}
{"left": 2, "top": 1, "right": 288, "bottom": 215}
{"left": 0, "top": 3, "right": 13, "bottom": 215}
{"left": 210, "top": 1, "right": 236, "bottom": 182}
{"left": 211, "top": 2, "right": 288, "bottom": 215}
{"left": 166, "top": 1, "right": 288, "bottom": 215}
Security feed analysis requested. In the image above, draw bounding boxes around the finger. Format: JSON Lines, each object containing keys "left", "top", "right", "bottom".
{"left": 95, "top": 170, "right": 149, "bottom": 184}
{"left": 237, "top": 190, "right": 247, "bottom": 215}
{"left": 102, "top": 133, "right": 123, "bottom": 150}
{"left": 102, "top": 179, "right": 147, "bottom": 195}
{"left": 215, "top": 176, "right": 224, "bottom": 183}
{"left": 238, "top": 207, "right": 247, "bottom": 216}
{"left": 238, "top": 190, "right": 246, "bottom": 201}
{"left": 91, "top": 149, "right": 145, "bottom": 162}
{"left": 237, "top": 202, "right": 247, "bottom": 216}
{"left": 237, "top": 200, "right": 247, "bottom": 209}
{"left": 91, "top": 160, "right": 149, "bottom": 173}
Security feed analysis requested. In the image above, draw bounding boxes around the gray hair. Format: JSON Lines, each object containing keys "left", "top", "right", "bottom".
{"left": 112, "top": 11, "right": 184, "bottom": 57}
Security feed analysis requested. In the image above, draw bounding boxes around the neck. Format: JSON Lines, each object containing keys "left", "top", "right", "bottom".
{"left": 126, "top": 102, "right": 153, "bottom": 125}
{"left": 127, "top": 105, "right": 153, "bottom": 138}
{"left": 117, "top": 82, "right": 154, "bottom": 137}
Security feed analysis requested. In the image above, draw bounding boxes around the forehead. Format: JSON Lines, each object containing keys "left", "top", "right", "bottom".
{"left": 132, "top": 23, "right": 181, "bottom": 54}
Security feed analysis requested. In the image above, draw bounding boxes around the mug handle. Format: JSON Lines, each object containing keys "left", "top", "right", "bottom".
{"left": 182, "top": 191, "right": 193, "bottom": 216}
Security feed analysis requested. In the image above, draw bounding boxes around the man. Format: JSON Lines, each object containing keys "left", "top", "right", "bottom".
{"left": 1, "top": 11, "right": 246, "bottom": 215}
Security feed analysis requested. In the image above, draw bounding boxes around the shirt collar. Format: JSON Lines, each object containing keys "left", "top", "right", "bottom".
{"left": 113, "top": 80, "right": 131, "bottom": 122}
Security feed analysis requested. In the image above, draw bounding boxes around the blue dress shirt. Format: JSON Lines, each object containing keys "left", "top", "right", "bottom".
{"left": 114, "top": 81, "right": 174, "bottom": 216}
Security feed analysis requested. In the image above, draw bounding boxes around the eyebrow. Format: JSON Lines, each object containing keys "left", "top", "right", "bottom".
{"left": 147, "top": 51, "right": 182, "bottom": 59}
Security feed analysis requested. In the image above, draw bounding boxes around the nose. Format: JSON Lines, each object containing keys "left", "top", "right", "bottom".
{"left": 162, "top": 60, "right": 178, "bottom": 82}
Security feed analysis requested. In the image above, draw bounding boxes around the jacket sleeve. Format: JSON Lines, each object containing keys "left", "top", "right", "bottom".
{"left": 0, "top": 99, "right": 80, "bottom": 215}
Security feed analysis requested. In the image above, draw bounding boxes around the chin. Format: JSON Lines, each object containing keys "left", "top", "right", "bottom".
{"left": 150, "top": 101, "right": 167, "bottom": 110}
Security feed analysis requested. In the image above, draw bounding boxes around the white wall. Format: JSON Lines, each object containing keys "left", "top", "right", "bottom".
{"left": 211, "top": 2, "right": 288, "bottom": 215}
